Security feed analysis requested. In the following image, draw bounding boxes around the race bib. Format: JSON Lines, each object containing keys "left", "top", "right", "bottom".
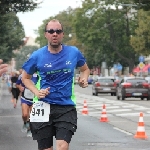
{"left": 12, "top": 83, "right": 16, "bottom": 88}
{"left": 24, "top": 88, "right": 34, "bottom": 99}
{"left": 30, "top": 101, "right": 50, "bottom": 122}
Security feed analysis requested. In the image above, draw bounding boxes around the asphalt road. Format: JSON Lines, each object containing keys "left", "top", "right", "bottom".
{"left": 1, "top": 80, "right": 150, "bottom": 150}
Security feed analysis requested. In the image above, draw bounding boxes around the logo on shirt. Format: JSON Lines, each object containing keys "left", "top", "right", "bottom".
{"left": 44, "top": 63, "right": 52, "bottom": 67}
{"left": 66, "top": 61, "right": 72, "bottom": 65}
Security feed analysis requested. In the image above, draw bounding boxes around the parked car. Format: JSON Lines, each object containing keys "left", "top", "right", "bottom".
{"left": 116, "top": 77, "right": 150, "bottom": 100}
{"left": 92, "top": 77, "right": 117, "bottom": 96}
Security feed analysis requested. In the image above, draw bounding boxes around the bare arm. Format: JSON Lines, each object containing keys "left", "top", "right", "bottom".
{"left": 78, "top": 63, "right": 90, "bottom": 88}
{"left": 22, "top": 70, "right": 50, "bottom": 99}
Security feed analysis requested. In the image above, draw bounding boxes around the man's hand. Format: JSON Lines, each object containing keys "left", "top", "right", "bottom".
{"left": 78, "top": 77, "right": 88, "bottom": 88}
{"left": 35, "top": 87, "right": 50, "bottom": 99}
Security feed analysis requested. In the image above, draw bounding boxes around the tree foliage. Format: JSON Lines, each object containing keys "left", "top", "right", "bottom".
{"left": 133, "top": 0, "right": 150, "bottom": 10}
{"left": 130, "top": 10, "right": 150, "bottom": 55}
{"left": 0, "top": 0, "right": 40, "bottom": 14}
{"left": 15, "top": 45, "right": 39, "bottom": 69}
{"left": 73, "top": 0, "right": 139, "bottom": 72}
{"left": 0, "top": 12, "right": 25, "bottom": 62}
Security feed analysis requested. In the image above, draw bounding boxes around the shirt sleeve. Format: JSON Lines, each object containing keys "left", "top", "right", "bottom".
{"left": 22, "top": 52, "right": 37, "bottom": 75}
{"left": 76, "top": 49, "right": 86, "bottom": 68}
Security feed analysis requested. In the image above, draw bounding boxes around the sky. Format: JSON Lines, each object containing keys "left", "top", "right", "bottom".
{"left": 17, "top": 0, "right": 82, "bottom": 38}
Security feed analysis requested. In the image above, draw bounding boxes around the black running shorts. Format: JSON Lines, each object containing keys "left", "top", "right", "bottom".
{"left": 30, "top": 104, "right": 77, "bottom": 149}
{"left": 11, "top": 88, "right": 20, "bottom": 100}
{"left": 37, "top": 128, "right": 73, "bottom": 149}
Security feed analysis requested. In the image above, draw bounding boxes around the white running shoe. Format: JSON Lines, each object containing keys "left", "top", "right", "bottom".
{"left": 21, "top": 124, "right": 27, "bottom": 133}
{"left": 27, "top": 130, "right": 32, "bottom": 137}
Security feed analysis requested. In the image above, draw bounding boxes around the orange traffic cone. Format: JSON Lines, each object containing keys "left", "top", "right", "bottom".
{"left": 82, "top": 100, "right": 88, "bottom": 115}
{"left": 134, "top": 112, "right": 148, "bottom": 139}
{"left": 100, "top": 104, "right": 108, "bottom": 122}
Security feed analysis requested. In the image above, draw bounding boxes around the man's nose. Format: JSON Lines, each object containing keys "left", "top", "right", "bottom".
{"left": 53, "top": 32, "right": 57, "bottom": 36}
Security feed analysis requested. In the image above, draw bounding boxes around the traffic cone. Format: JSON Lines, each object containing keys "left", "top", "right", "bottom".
{"left": 134, "top": 112, "right": 148, "bottom": 139}
{"left": 82, "top": 100, "right": 88, "bottom": 115}
{"left": 100, "top": 104, "right": 108, "bottom": 122}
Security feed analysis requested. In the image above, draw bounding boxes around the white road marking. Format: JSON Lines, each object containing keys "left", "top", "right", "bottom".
{"left": 134, "top": 107, "right": 150, "bottom": 110}
{"left": 116, "top": 113, "right": 140, "bottom": 116}
{"left": 106, "top": 109, "right": 131, "bottom": 113}
{"left": 76, "top": 92, "right": 150, "bottom": 118}
{"left": 113, "top": 127, "right": 132, "bottom": 135}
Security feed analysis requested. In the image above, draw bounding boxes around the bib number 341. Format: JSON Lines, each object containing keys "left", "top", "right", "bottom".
{"left": 30, "top": 101, "right": 50, "bottom": 122}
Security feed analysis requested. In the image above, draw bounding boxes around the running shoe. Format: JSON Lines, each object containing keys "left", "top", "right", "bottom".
{"left": 27, "top": 130, "right": 32, "bottom": 137}
{"left": 26, "top": 122, "right": 30, "bottom": 130}
{"left": 21, "top": 124, "right": 27, "bottom": 133}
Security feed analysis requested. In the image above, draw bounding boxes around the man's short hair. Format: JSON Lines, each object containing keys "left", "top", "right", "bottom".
{"left": 44, "top": 19, "right": 63, "bottom": 32}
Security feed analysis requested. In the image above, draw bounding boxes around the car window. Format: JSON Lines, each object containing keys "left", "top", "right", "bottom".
{"left": 98, "top": 79, "right": 114, "bottom": 83}
{"left": 126, "top": 79, "right": 147, "bottom": 83}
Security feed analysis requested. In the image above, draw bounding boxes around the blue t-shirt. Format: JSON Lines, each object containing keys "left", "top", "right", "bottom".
{"left": 22, "top": 45, "right": 86, "bottom": 105}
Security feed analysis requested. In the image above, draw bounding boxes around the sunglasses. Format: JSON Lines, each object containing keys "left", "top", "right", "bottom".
{"left": 45, "top": 29, "right": 63, "bottom": 34}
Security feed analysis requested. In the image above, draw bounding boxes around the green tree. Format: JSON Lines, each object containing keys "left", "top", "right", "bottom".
{"left": 15, "top": 45, "right": 39, "bottom": 69}
{"left": 0, "top": 12, "right": 25, "bottom": 62}
{"left": 133, "top": 0, "right": 150, "bottom": 10}
{"left": 130, "top": 10, "right": 150, "bottom": 55}
{"left": 0, "top": 0, "right": 40, "bottom": 14}
{"left": 73, "top": 0, "right": 138, "bottom": 72}
{"left": 35, "top": 19, "right": 48, "bottom": 47}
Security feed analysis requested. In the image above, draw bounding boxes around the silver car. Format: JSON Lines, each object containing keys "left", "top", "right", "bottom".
{"left": 116, "top": 77, "right": 150, "bottom": 100}
{"left": 92, "top": 77, "right": 117, "bottom": 96}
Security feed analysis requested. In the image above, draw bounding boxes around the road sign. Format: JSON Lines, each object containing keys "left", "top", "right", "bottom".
{"left": 117, "top": 64, "right": 122, "bottom": 71}
{"left": 139, "top": 56, "right": 145, "bottom": 62}
{"left": 139, "top": 62, "right": 145, "bottom": 69}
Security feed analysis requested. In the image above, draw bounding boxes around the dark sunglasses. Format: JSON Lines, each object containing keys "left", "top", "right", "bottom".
{"left": 45, "top": 29, "right": 63, "bottom": 34}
